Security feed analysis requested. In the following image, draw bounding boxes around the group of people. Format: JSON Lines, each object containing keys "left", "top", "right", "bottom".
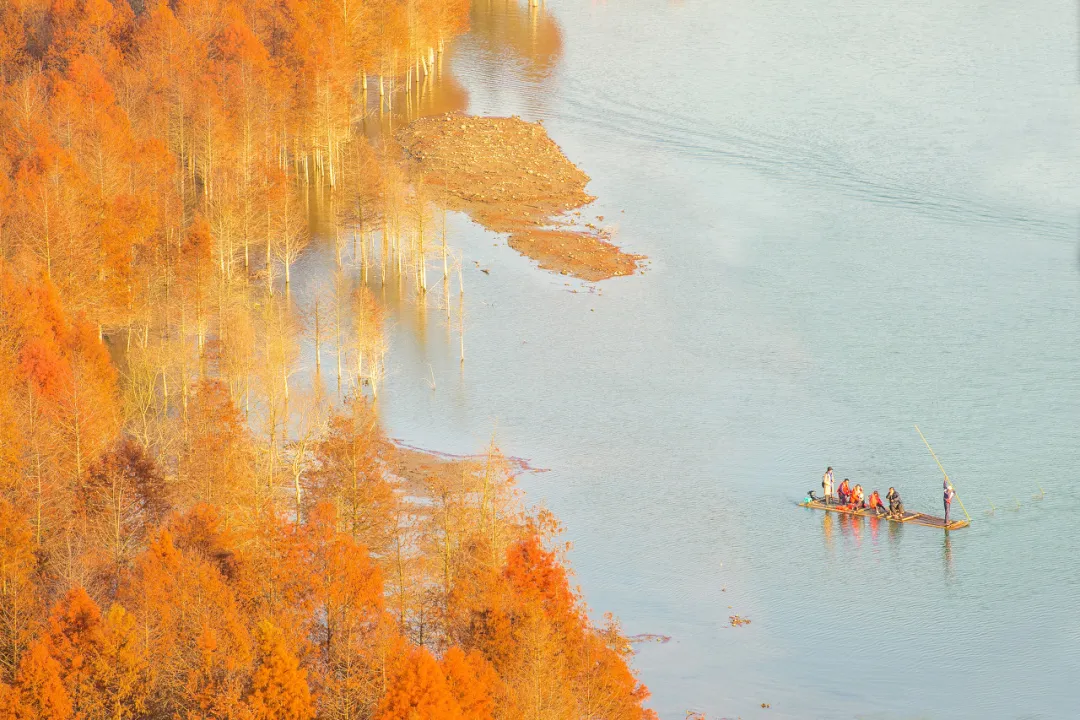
{"left": 818, "top": 467, "right": 961, "bottom": 525}
{"left": 820, "top": 467, "right": 905, "bottom": 518}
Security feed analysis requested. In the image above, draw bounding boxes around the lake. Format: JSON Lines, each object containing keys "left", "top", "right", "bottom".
{"left": 299, "top": 0, "right": 1080, "bottom": 717}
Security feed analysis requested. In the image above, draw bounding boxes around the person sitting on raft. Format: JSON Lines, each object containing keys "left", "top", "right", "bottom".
{"left": 837, "top": 478, "right": 852, "bottom": 505}
{"left": 886, "top": 487, "right": 904, "bottom": 517}
{"left": 850, "top": 484, "right": 865, "bottom": 509}
{"left": 867, "top": 489, "right": 887, "bottom": 515}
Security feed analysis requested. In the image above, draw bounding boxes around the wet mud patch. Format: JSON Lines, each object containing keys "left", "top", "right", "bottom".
{"left": 389, "top": 441, "right": 547, "bottom": 497}
{"left": 396, "top": 112, "right": 644, "bottom": 281}
{"left": 507, "top": 228, "right": 639, "bottom": 282}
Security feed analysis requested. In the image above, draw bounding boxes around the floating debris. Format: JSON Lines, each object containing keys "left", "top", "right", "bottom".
{"left": 628, "top": 633, "right": 672, "bottom": 644}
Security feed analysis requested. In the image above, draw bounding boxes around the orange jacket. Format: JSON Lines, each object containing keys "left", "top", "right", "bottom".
{"left": 838, "top": 480, "right": 851, "bottom": 495}
{"left": 868, "top": 491, "right": 883, "bottom": 508}
{"left": 852, "top": 486, "right": 864, "bottom": 503}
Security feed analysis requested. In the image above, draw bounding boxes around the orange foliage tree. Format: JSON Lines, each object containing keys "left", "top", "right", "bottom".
{"left": 246, "top": 621, "right": 314, "bottom": 720}
{"left": 440, "top": 647, "right": 499, "bottom": 720}
{"left": 12, "top": 640, "right": 70, "bottom": 720}
{"left": 307, "top": 396, "right": 397, "bottom": 554}
{"left": 375, "top": 647, "right": 461, "bottom": 720}
{"left": 0, "top": 500, "right": 39, "bottom": 684}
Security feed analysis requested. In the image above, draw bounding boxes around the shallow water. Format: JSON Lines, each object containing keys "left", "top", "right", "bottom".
{"left": 301, "top": 0, "right": 1080, "bottom": 717}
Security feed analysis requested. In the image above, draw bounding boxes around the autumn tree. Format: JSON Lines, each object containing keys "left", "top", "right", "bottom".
{"left": 119, "top": 530, "right": 250, "bottom": 718}
{"left": 270, "top": 179, "right": 310, "bottom": 288}
{"left": 180, "top": 379, "right": 253, "bottom": 515}
{"left": 12, "top": 640, "right": 70, "bottom": 720}
{"left": 375, "top": 647, "right": 461, "bottom": 720}
{"left": 44, "top": 586, "right": 103, "bottom": 718}
{"left": 0, "top": 334, "right": 25, "bottom": 494}
{"left": 45, "top": 587, "right": 149, "bottom": 720}
{"left": 245, "top": 621, "right": 314, "bottom": 720}
{"left": 305, "top": 503, "right": 387, "bottom": 718}
{"left": 51, "top": 318, "right": 119, "bottom": 488}
{"left": 440, "top": 647, "right": 499, "bottom": 720}
{"left": 178, "top": 215, "right": 214, "bottom": 357}
{"left": 47, "top": 52, "right": 161, "bottom": 328}
{"left": 254, "top": 294, "right": 300, "bottom": 500}
{"left": 81, "top": 438, "right": 170, "bottom": 597}
{"left": 352, "top": 286, "right": 385, "bottom": 397}
{"left": 307, "top": 396, "right": 397, "bottom": 555}
{"left": 94, "top": 605, "right": 149, "bottom": 720}
{"left": 0, "top": 501, "right": 38, "bottom": 685}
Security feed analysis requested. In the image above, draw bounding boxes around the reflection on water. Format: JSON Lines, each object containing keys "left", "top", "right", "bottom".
{"left": 818, "top": 510, "right": 918, "bottom": 557}
{"left": 821, "top": 512, "right": 833, "bottom": 548}
{"left": 357, "top": 66, "right": 470, "bottom": 141}
{"left": 290, "top": 0, "right": 570, "bottom": 412}
{"left": 836, "top": 513, "right": 861, "bottom": 548}
{"left": 806, "top": 502, "right": 958, "bottom": 583}
{"left": 887, "top": 517, "right": 903, "bottom": 544}
{"left": 352, "top": 0, "right": 564, "bottom": 142}
{"left": 469, "top": 0, "right": 563, "bottom": 80}
{"left": 942, "top": 531, "right": 954, "bottom": 579}
{"left": 457, "top": 0, "right": 562, "bottom": 119}
{"left": 287, "top": 0, "right": 570, "bottom": 415}
{"left": 868, "top": 515, "right": 881, "bottom": 545}
{"left": 300, "top": 0, "right": 570, "bottom": 360}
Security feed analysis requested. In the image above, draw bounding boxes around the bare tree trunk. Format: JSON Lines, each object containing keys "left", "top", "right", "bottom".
{"left": 313, "top": 297, "right": 321, "bottom": 373}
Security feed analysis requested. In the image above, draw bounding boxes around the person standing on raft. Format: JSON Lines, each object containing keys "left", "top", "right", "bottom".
{"left": 822, "top": 467, "right": 835, "bottom": 504}
{"left": 943, "top": 479, "right": 956, "bottom": 525}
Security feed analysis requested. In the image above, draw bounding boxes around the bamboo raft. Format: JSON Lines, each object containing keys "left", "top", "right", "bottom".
{"left": 800, "top": 497, "right": 970, "bottom": 530}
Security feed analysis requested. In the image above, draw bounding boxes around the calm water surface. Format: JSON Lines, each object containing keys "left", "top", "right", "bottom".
{"left": 308, "top": 1, "right": 1080, "bottom": 717}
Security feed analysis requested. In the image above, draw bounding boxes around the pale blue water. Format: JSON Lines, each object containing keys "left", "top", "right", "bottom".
{"left": 299, "top": 1, "right": 1080, "bottom": 717}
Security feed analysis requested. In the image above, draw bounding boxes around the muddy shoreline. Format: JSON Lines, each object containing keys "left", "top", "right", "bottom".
{"left": 397, "top": 113, "right": 645, "bottom": 281}
{"left": 389, "top": 441, "right": 546, "bottom": 496}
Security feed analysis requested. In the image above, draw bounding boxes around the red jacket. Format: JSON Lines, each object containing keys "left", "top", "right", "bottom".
{"left": 868, "top": 491, "right": 884, "bottom": 508}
